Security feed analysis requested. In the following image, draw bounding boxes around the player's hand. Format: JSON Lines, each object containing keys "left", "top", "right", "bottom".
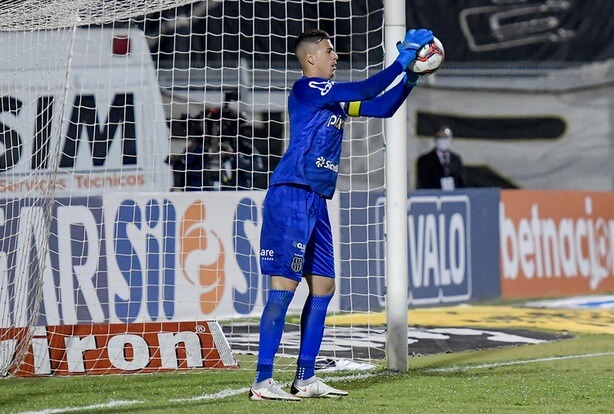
{"left": 395, "top": 28, "right": 433, "bottom": 69}
{"left": 400, "top": 29, "right": 433, "bottom": 52}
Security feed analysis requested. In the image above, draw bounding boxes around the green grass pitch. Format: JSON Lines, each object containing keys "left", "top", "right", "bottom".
{"left": 1, "top": 333, "right": 612, "bottom": 413}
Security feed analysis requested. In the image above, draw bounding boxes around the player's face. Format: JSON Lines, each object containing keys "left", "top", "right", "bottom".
{"left": 312, "top": 39, "right": 338, "bottom": 79}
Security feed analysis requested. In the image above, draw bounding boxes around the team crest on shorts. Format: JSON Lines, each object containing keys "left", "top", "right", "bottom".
{"left": 291, "top": 256, "right": 303, "bottom": 272}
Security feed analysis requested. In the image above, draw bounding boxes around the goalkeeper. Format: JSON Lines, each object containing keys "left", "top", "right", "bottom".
{"left": 250, "top": 28, "right": 433, "bottom": 401}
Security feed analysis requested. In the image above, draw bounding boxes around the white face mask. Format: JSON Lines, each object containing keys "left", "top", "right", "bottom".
{"left": 436, "top": 137, "right": 452, "bottom": 152}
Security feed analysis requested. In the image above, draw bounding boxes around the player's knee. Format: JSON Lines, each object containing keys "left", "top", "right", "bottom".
{"left": 308, "top": 275, "right": 335, "bottom": 296}
{"left": 270, "top": 275, "right": 300, "bottom": 292}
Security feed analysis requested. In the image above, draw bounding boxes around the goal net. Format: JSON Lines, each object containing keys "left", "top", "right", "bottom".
{"left": 0, "top": 0, "right": 390, "bottom": 377}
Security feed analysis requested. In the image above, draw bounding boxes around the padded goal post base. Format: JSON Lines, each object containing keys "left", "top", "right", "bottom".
{"left": 1, "top": 320, "right": 238, "bottom": 377}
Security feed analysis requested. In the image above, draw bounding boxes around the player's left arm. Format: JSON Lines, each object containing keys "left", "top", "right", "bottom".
{"left": 344, "top": 71, "right": 420, "bottom": 118}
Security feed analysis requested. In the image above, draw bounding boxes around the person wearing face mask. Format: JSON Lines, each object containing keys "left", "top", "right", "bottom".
{"left": 416, "top": 125, "right": 466, "bottom": 190}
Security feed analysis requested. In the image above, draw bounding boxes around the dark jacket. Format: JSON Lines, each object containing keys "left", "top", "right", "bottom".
{"left": 416, "top": 148, "right": 465, "bottom": 190}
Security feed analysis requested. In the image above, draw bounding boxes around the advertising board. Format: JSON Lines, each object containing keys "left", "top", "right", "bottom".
{"left": 500, "top": 190, "right": 614, "bottom": 298}
{"left": 339, "top": 189, "right": 500, "bottom": 311}
{"left": 0, "top": 191, "right": 342, "bottom": 330}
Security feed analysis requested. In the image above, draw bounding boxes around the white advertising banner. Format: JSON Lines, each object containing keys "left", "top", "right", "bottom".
{"left": 0, "top": 191, "right": 341, "bottom": 329}
{"left": 101, "top": 191, "right": 341, "bottom": 323}
{"left": 0, "top": 28, "right": 170, "bottom": 196}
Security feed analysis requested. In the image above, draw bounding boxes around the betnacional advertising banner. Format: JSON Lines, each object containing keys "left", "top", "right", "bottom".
{"left": 500, "top": 190, "right": 614, "bottom": 298}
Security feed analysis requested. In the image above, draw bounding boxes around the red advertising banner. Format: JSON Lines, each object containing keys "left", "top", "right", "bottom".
{"left": 500, "top": 190, "right": 614, "bottom": 298}
{"left": 4, "top": 321, "right": 238, "bottom": 377}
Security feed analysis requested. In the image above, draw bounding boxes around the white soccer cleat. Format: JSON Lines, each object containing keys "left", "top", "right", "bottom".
{"left": 290, "top": 377, "right": 349, "bottom": 398}
{"left": 249, "top": 379, "right": 302, "bottom": 401}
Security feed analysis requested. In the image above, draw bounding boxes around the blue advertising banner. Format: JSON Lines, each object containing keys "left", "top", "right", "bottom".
{"left": 339, "top": 189, "right": 501, "bottom": 311}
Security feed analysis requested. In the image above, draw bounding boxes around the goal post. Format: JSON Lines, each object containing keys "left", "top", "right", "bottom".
{"left": 383, "top": 0, "right": 409, "bottom": 372}
{"left": 0, "top": 0, "right": 410, "bottom": 377}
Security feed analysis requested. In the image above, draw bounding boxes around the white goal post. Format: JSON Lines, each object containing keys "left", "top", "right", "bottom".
{"left": 0, "top": 0, "right": 411, "bottom": 377}
{"left": 383, "top": 0, "right": 409, "bottom": 372}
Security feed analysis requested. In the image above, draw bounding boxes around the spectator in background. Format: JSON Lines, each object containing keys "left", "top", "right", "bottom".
{"left": 165, "top": 135, "right": 209, "bottom": 191}
{"left": 220, "top": 135, "right": 266, "bottom": 190}
{"left": 206, "top": 106, "right": 268, "bottom": 191}
{"left": 166, "top": 106, "right": 269, "bottom": 191}
{"left": 416, "top": 125, "right": 465, "bottom": 190}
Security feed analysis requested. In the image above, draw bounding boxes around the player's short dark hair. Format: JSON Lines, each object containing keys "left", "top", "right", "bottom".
{"left": 294, "top": 29, "right": 330, "bottom": 52}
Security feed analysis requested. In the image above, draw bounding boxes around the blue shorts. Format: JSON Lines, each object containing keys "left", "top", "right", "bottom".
{"left": 259, "top": 184, "right": 335, "bottom": 282}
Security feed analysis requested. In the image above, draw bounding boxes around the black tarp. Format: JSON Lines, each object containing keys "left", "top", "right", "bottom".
{"left": 147, "top": 0, "right": 384, "bottom": 69}
{"left": 406, "top": 0, "right": 614, "bottom": 62}
{"left": 146, "top": 0, "right": 612, "bottom": 69}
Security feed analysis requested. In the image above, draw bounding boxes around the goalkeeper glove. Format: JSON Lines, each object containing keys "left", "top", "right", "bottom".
{"left": 395, "top": 28, "right": 434, "bottom": 69}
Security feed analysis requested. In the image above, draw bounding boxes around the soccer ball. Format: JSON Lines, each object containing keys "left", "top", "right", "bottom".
{"left": 409, "top": 37, "right": 445, "bottom": 75}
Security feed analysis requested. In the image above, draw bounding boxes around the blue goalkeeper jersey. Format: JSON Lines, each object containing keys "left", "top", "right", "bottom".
{"left": 269, "top": 61, "right": 406, "bottom": 199}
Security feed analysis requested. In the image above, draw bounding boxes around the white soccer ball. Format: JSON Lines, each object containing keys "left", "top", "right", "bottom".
{"left": 409, "top": 36, "right": 445, "bottom": 75}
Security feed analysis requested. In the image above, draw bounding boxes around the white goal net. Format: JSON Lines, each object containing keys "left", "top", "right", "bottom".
{"left": 0, "top": 0, "right": 390, "bottom": 377}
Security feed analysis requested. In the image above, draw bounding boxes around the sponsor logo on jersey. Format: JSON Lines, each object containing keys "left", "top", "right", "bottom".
{"left": 308, "top": 80, "right": 333, "bottom": 96}
{"left": 293, "top": 242, "right": 306, "bottom": 251}
{"left": 315, "top": 156, "right": 339, "bottom": 172}
{"left": 326, "top": 114, "right": 345, "bottom": 130}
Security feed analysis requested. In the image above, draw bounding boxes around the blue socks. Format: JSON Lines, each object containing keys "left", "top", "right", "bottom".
{"left": 295, "top": 293, "right": 333, "bottom": 381}
{"left": 255, "top": 290, "right": 334, "bottom": 383}
{"left": 255, "top": 289, "right": 294, "bottom": 383}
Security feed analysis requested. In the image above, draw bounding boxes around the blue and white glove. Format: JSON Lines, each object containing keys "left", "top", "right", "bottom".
{"left": 395, "top": 29, "right": 434, "bottom": 69}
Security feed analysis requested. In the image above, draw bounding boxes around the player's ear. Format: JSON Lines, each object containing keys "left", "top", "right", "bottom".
{"left": 306, "top": 52, "right": 315, "bottom": 65}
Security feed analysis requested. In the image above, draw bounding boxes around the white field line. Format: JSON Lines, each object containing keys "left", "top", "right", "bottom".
{"left": 19, "top": 400, "right": 143, "bottom": 414}
{"left": 169, "top": 371, "right": 377, "bottom": 403}
{"left": 19, "top": 353, "right": 614, "bottom": 413}
{"left": 425, "top": 352, "right": 614, "bottom": 373}
{"left": 169, "top": 386, "right": 251, "bottom": 402}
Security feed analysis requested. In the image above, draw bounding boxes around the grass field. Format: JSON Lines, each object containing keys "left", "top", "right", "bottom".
{"left": 1, "top": 330, "right": 612, "bottom": 413}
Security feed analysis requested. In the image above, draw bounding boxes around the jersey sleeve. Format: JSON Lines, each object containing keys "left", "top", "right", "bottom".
{"left": 345, "top": 79, "right": 414, "bottom": 118}
{"left": 293, "top": 60, "right": 404, "bottom": 106}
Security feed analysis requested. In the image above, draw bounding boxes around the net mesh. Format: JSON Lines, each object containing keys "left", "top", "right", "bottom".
{"left": 0, "top": 0, "right": 388, "bottom": 376}
{"left": 0, "top": 0, "right": 201, "bottom": 31}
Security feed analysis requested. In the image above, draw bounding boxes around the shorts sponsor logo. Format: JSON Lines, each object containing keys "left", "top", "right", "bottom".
{"left": 260, "top": 248, "right": 275, "bottom": 260}
{"left": 291, "top": 256, "right": 303, "bottom": 273}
